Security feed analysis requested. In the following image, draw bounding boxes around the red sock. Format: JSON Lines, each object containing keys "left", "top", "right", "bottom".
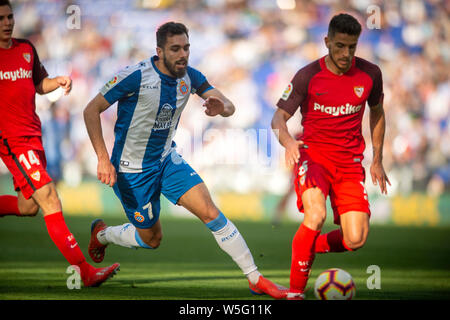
{"left": 290, "top": 223, "right": 320, "bottom": 293}
{"left": 315, "top": 229, "right": 353, "bottom": 253}
{"left": 43, "top": 212, "right": 93, "bottom": 276}
{"left": 0, "top": 195, "right": 20, "bottom": 216}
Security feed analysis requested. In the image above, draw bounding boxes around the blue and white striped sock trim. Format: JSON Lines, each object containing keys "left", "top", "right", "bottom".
{"left": 205, "top": 212, "right": 228, "bottom": 232}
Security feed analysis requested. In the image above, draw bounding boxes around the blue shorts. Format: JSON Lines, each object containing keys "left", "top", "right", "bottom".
{"left": 113, "top": 151, "right": 203, "bottom": 229}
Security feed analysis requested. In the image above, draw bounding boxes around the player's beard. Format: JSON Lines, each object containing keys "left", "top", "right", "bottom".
{"left": 163, "top": 56, "right": 187, "bottom": 78}
{"left": 328, "top": 51, "right": 351, "bottom": 73}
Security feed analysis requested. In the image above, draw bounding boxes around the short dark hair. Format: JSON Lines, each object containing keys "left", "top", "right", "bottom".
{"left": 0, "top": 0, "right": 12, "bottom": 8}
{"left": 156, "top": 22, "right": 189, "bottom": 48}
{"left": 328, "top": 13, "right": 362, "bottom": 38}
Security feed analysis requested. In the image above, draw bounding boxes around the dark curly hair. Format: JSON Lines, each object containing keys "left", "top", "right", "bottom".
{"left": 156, "top": 22, "right": 189, "bottom": 48}
{"left": 328, "top": 13, "right": 362, "bottom": 38}
{"left": 0, "top": 0, "right": 11, "bottom": 8}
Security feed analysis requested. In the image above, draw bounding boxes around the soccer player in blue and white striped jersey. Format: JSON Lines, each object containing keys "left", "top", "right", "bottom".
{"left": 83, "top": 22, "right": 286, "bottom": 299}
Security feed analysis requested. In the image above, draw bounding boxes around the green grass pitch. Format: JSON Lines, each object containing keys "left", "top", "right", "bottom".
{"left": 0, "top": 214, "right": 449, "bottom": 300}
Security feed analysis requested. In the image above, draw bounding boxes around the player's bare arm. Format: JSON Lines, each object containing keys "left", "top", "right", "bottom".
{"left": 201, "top": 88, "right": 235, "bottom": 117}
{"left": 369, "top": 102, "right": 390, "bottom": 195}
{"left": 35, "top": 76, "right": 72, "bottom": 95}
{"left": 271, "top": 108, "right": 304, "bottom": 167}
{"left": 83, "top": 93, "right": 116, "bottom": 187}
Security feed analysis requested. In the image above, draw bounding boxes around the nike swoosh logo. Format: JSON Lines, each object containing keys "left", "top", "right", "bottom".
{"left": 315, "top": 92, "right": 328, "bottom": 96}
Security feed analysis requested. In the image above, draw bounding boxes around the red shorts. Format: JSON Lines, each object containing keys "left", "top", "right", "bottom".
{"left": 0, "top": 136, "right": 52, "bottom": 199}
{"left": 293, "top": 148, "right": 370, "bottom": 225}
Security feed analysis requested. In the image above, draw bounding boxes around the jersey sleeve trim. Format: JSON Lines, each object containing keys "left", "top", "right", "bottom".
{"left": 196, "top": 80, "right": 213, "bottom": 96}
{"left": 186, "top": 66, "right": 213, "bottom": 96}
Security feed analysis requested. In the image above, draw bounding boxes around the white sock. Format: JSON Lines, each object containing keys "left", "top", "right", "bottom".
{"left": 247, "top": 270, "right": 262, "bottom": 285}
{"left": 98, "top": 223, "right": 140, "bottom": 249}
{"left": 209, "top": 218, "right": 259, "bottom": 279}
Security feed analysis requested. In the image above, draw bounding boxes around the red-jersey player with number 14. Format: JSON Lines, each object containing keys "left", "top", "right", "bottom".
{"left": 0, "top": 0, "right": 119, "bottom": 287}
{"left": 271, "top": 13, "right": 390, "bottom": 300}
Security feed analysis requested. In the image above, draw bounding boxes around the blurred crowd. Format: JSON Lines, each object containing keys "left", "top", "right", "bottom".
{"left": 2, "top": 0, "right": 449, "bottom": 197}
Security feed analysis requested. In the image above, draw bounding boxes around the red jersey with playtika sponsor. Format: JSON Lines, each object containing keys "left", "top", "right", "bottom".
{"left": 277, "top": 56, "right": 383, "bottom": 165}
{"left": 0, "top": 38, "right": 48, "bottom": 139}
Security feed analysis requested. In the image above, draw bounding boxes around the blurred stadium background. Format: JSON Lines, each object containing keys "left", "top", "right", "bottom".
{"left": 1, "top": 0, "right": 449, "bottom": 226}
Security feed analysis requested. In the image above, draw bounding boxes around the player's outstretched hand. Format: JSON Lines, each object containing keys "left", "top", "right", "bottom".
{"left": 56, "top": 76, "right": 72, "bottom": 95}
{"left": 370, "top": 162, "right": 390, "bottom": 195}
{"left": 97, "top": 158, "right": 117, "bottom": 187}
{"left": 203, "top": 96, "right": 225, "bottom": 116}
{"left": 285, "top": 139, "right": 304, "bottom": 167}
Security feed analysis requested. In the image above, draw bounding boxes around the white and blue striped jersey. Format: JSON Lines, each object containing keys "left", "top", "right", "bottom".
{"left": 100, "top": 55, "right": 213, "bottom": 173}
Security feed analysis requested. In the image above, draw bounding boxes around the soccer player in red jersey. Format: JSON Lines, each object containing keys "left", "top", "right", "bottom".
{"left": 0, "top": 0, "right": 119, "bottom": 287}
{"left": 271, "top": 13, "right": 390, "bottom": 299}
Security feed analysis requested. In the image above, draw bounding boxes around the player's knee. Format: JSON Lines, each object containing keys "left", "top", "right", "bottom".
{"left": 36, "top": 184, "right": 61, "bottom": 207}
{"left": 305, "top": 209, "right": 327, "bottom": 230}
{"left": 47, "top": 191, "right": 61, "bottom": 207}
{"left": 344, "top": 235, "right": 367, "bottom": 251}
{"left": 143, "top": 232, "right": 163, "bottom": 249}
{"left": 202, "top": 205, "right": 221, "bottom": 224}
{"left": 17, "top": 199, "right": 40, "bottom": 217}
{"left": 20, "top": 205, "right": 39, "bottom": 217}
{"left": 150, "top": 234, "right": 162, "bottom": 249}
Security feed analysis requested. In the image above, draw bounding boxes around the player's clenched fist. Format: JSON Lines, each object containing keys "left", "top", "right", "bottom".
{"left": 97, "top": 158, "right": 117, "bottom": 187}
{"left": 56, "top": 76, "right": 72, "bottom": 95}
{"left": 203, "top": 96, "right": 225, "bottom": 116}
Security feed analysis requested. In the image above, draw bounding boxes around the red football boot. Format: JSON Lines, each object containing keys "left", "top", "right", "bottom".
{"left": 249, "top": 275, "right": 288, "bottom": 299}
{"left": 82, "top": 263, "right": 120, "bottom": 287}
{"left": 89, "top": 219, "right": 108, "bottom": 263}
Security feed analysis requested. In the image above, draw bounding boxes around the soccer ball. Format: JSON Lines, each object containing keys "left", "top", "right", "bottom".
{"left": 314, "top": 268, "right": 356, "bottom": 300}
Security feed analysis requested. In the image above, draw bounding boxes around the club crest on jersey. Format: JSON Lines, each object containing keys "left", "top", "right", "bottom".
{"left": 23, "top": 53, "right": 31, "bottom": 63}
{"left": 178, "top": 80, "right": 188, "bottom": 95}
{"left": 281, "top": 83, "right": 293, "bottom": 100}
{"left": 30, "top": 170, "right": 41, "bottom": 181}
{"left": 134, "top": 211, "right": 145, "bottom": 223}
{"left": 354, "top": 86, "right": 364, "bottom": 98}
